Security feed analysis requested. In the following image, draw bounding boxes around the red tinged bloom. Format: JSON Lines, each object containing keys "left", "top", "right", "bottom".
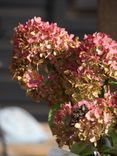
{"left": 54, "top": 103, "right": 72, "bottom": 124}
{"left": 10, "top": 17, "right": 117, "bottom": 151}
{"left": 53, "top": 95, "right": 117, "bottom": 147}
{"left": 23, "top": 69, "right": 44, "bottom": 89}
{"left": 12, "top": 17, "right": 79, "bottom": 62}
{"left": 10, "top": 16, "right": 79, "bottom": 103}
{"left": 80, "top": 32, "right": 117, "bottom": 79}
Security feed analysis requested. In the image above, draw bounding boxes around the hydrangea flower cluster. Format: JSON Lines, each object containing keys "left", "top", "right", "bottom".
{"left": 52, "top": 94, "right": 117, "bottom": 147}
{"left": 10, "top": 17, "right": 117, "bottom": 155}
{"left": 10, "top": 17, "right": 79, "bottom": 104}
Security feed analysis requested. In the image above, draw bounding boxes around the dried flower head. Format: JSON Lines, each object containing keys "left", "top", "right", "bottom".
{"left": 10, "top": 17, "right": 79, "bottom": 104}
{"left": 52, "top": 94, "right": 117, "bottom": 147}
{"left": 10, "top": 17, "right": 117, "bottom": 153}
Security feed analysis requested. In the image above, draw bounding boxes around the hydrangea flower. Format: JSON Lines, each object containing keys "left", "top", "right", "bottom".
{"left": 10, "top": 17, "right": 79, "bottom": 104}
{"left": 52, "top": 94, "right": 117, "bottom": 147}
{"left": 62, "top": 32, "right": 117, "bottom": 102}
{"left": 10, "top": 17, "right": 117, "bottom": 155}
{"left": 79, "top": 32, "right": 117, "bottom": 79}
{"left": 12, "top": 17, "right": 79, "bottom": 62}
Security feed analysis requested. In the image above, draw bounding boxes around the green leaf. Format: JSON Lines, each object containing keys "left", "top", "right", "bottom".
{"left": 97, "top": 135, "right": 117, "bottom": 155}
{"left": 109, "top": 130, "right": 117, "bottom": 147}
{"left": 70, "top": 142, "right": 96, "bottom": 156}
{"left": 98, "top": 136, "right": 113, "bottom": 148}
{"left": 108, "top": 81, "right": 117, "bottom": 86}
{"left": 48, "top": 103, "right": 60, "bottom": 127}
{"left": 101, "top": 146, "right": 117, "bottom": 155}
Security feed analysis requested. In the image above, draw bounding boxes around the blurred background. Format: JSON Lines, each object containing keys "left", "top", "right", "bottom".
{"left": 0, "top": 0, "right": 116, "bottom": 155}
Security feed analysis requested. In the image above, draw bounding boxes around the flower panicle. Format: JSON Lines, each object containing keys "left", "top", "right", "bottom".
{"left": 53, "top": 94, "right": 117, "bottom": 147}
{"left": 10, "top": 17, "right": 117, "bottom": 151}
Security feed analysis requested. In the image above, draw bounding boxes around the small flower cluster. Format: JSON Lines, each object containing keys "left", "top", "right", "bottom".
{"left": 52, "top": 94, "right": 117, "bottom": 147}
{"left": 81, "top": 32, "right": 117, "bottom": 79}
{"left": 12, "top": 17, "right": 78, "bottom": 61}
{"left": 62, "top": 32, "right": 117, "bottom": 103}
{"left": 10, "top": 17, "right": 79, "bottom": 104}
{"left": 10, "top": 17, "right": 117, "bottom": 151}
